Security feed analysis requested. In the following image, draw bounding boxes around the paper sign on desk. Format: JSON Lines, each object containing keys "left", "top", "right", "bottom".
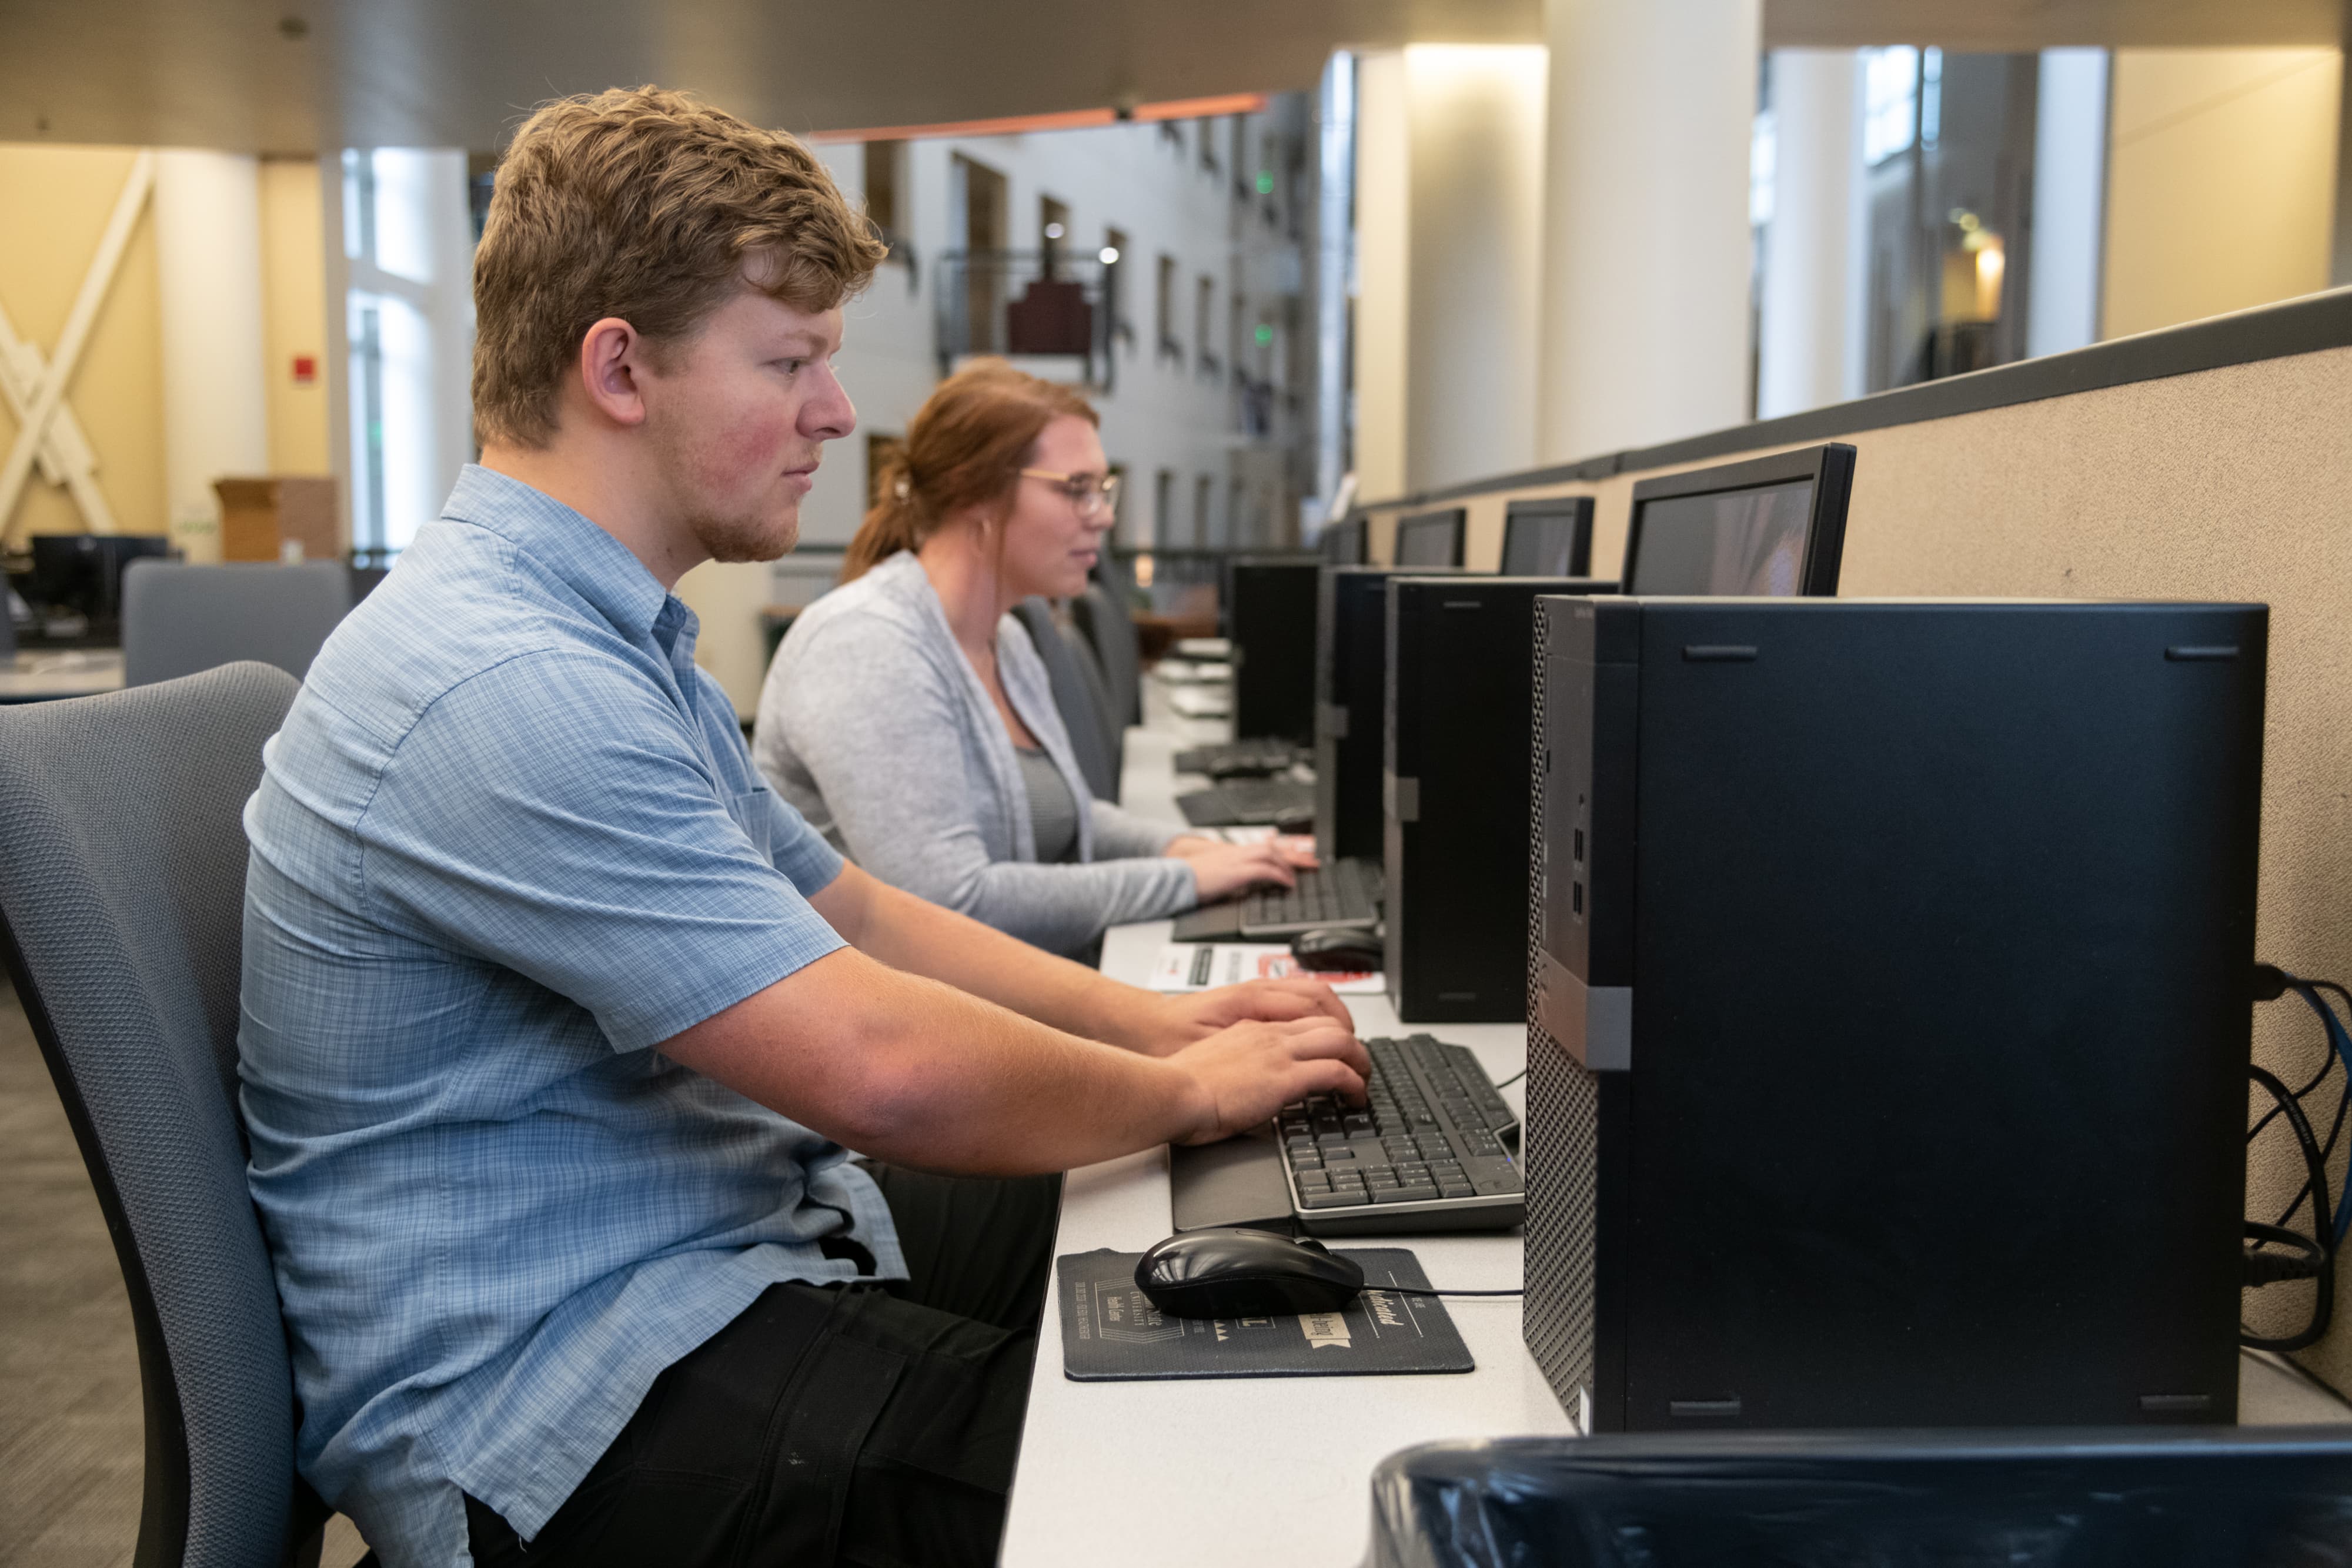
{"left": 1057, "top": 1248, "right": 1473, "bottom": 1380}
{"left": 1149, "top": 943, "right": 1384, "bottom": 994}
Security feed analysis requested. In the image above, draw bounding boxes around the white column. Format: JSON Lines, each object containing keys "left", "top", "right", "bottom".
{"left": 1758, "top": 50, "right": 1865, "bottom": 419}
{"left": 1403, "top": 45, "right": 1548, "bottom": 491}
{"left": 1352, "top": 51, "right": 1411, "bottom": 503}
{"left": 2028, "top": 49, "right": 2111, "bottom": 359}
{"left": 1538, "top": 0, "right": 1761, "bottom": 460}
{"left": 155, "top": 149, "right": 269, "bottom": 560}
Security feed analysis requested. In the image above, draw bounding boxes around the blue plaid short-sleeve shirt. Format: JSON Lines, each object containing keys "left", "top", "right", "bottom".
{"left": 239, "top": 466, "right": 906, "bottom": 1567}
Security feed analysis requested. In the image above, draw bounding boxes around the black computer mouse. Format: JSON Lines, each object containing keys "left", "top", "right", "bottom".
{"left": 1134, "top": 1228, "right": 1366, "bottom": 1318}
{"left": 1291, "top": 926, "right": 1383, "bottom": 972}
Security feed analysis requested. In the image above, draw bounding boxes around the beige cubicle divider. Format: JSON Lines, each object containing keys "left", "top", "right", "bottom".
{"left": 1360, "top": 312, "right": 2352, "bottom": 1386}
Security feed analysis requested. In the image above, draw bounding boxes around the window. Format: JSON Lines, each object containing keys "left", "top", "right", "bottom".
{"left": 1195, "top": 275, "right": 1218, "bottom": 375}
{"left": 1103, "top": 227, "right": 1131, "bottom": 347}
{"left": 1865, "top": 48, "right": 1914, "bottom": 164}
{"left": 1198, "top": 117, "right": 1219, "bottom": 173}
{"left": 1863, "top": 46, "right": 1942, "bottom": 165}
{"left": 1193, "top": 474, "right": 1212, "bottom": 547}
{"left": 342, "top": 148, "right": 466, "bottom": 555}
{"left": 1154, "top": 468, "right": 1175, "bottom": 547}
{"left": 863, "top": 141, "right": 904, "bottom": 238}
{"left": 1156, "top": 254, "right": 1181, "bottom": 362}
{"left": 1040, "top": 193, "right": 1069, "bottom": 275}
{"left": 956, "top": 155, "right": 1008, "bottom": 353}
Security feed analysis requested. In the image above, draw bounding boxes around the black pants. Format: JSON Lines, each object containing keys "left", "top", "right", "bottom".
{"left": 465, "top": 1166, "right": 1061, "bottom": 1568}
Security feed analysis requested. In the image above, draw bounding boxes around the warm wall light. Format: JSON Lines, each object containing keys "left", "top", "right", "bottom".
{"left": 1975, "top": 240, "right": 2006, "bottom": 318}
{"left": 1099, "top": 246, "right": 1120, "bottom": 264}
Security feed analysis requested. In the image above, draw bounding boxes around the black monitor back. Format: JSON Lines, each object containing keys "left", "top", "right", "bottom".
{"left": 1384, "top": 575, "right": 1612, "bottom": 1021}
{"left": 1621, "top": 443, "right": 1853, "bottom": 597}
{"left": 29, "top": 534, "right": 174, "bottom": 636}
{"left": 1225, "top": 557, "right": 1321, "bottom": 743}
{"left": 1502, "top": 497, "right": 1595, "bottom": 577}
{"left": 1526, "top": 596, "right": 2265, "bottom": 1435}
{"left": 1322, "top": 516, "right": 1369, "bottom": 566}
{"left": 1394, "top": 507, "right": 1466, "bottom": 568}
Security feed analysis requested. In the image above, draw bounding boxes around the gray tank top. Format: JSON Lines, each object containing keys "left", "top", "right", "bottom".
{"left": 1015, "top": 746, "right": 1080, "bottom": 864}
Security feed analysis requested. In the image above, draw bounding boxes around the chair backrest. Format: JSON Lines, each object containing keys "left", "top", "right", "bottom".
{"left": 122, "top": 561, "right": 352, "bottom": 688}
{"left": 1071, "top": 580, "right": 1142, "bottom": 730}
{"left": 1057, "top": 616, "right": 1124, "bottom": 798}
{"left": 1011, "top": 599, "right": 1119, "bottom": 801}
{"left": 0, "top": 663, "right": 322, "bottom": 1568}
{"left": 1369, "top": 1430, "right": 2352, "bottom": 1568}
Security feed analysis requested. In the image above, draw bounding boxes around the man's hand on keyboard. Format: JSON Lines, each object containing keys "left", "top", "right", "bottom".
{"left": 1168, "top": 1015, "right": 1371, "bottom": 1144}
{"left": 1167, "top": 835, "right": 1319, "bottom": 902}
{"left": 1131, "top": 974, "right": 1356, "bottom": 1057}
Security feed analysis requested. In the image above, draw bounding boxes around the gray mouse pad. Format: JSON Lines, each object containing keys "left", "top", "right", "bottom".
{"left": 1056, "top": 1248, "right": 1475, "bottom": 1381}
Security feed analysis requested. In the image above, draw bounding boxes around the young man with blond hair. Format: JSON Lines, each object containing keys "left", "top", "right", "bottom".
{"left": 239, "top": 86, "right": 1365, "bottom": 1567}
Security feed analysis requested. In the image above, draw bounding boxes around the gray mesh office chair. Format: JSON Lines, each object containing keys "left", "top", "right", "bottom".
{"left": 1071, "top": 579, "right": 1142, "bottom": 730}
{"left": 0, "top": 663, "right": 345, "bottom": 1568}
{"left": 122, "top": 560, "right": 352, "bottom": 687}
{"left": 1013, "top": 598, "right": 1121, "bottom": 801}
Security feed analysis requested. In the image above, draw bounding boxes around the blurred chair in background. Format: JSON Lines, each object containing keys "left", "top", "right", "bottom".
{"left": 121, "top": 561, "right": 352, "bottom": 687}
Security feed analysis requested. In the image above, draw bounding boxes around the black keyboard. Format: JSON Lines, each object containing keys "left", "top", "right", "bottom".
{"left": 1238, "top": 858, "right": 1381, "bottom": 937}
{"left": 1174, "top": 739, "right": 1308, "bottom": 778}
{"left": 1278, "top": 1035, "right": 1524, "bottom": 1235}
{"left": 1176, "top": 778, "right": 1315, "bottom": 828}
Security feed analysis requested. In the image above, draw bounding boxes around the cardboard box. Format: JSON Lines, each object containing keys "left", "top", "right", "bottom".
{"left": 216, "top": 476, "right": 339, "bottom": 562}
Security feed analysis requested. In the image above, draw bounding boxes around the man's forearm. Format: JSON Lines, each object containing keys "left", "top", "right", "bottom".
{"left": 666, "top": 949, "right": 1202, "bottom": 1174}
{"left": 812, "top": 865, "right": 1158, "bottom": 1048}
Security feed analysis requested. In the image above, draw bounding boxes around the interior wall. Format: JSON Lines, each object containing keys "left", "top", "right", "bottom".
{"left": 0, "top": 143, "right": 164, "bottom": 540}
{"left": 2103, "top": 48, "right": 2343, "bottom": 340}
{"left": 1369, "top": 338, "right": 2352, "bottom": 1382}
{"left": 1352, "top": 51, "right": 1411, "bottom": 504}
{"left": 260, "top": 156, "right": 332, "bottom": 477}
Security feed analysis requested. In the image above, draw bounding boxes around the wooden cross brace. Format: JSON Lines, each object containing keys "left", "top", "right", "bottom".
{"left": 0, "top": 149, "right": 155, "bottom": 543}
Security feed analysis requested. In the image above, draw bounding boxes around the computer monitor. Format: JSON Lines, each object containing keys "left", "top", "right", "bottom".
{"left": 1392, "top": 508, "right": 1465, "bottom": 568}
{"left": 1321, "top": 515, "right": 1368, "bottom": 566}
{"left": 27, "top": 534, "right": 174, "bottom": 638}
{"left": 1619, "top": 444, "right": 1854, "bottom": 597}
{"left": 1224, "top": 557, "right": 1320, "bottom": 743}
{"left": 1502, "top": 497, "right": 1594, "bottom": 577}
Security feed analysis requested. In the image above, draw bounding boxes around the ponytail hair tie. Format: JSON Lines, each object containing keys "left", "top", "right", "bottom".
{"left": 893, "top": 476, "right": 912, "bottom": 500}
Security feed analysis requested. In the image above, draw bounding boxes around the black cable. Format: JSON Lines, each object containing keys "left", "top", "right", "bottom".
{"left": 1383, "top": 1287, "right": 1524, "bottom": 1298}
{"left": 2243, "top": 1061, "right": 2334, "bottom": 1353}
{"left": 2253, "top": 978, "right": 2352, "bottom": 1231}
{"left": 1491, "top": 1068, "right": 1525, "bottom": 1091}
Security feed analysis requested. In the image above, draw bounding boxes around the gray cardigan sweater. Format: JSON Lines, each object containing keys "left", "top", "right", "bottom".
{"left": 754, "top": 551, "right": 1195, "bottom": 954}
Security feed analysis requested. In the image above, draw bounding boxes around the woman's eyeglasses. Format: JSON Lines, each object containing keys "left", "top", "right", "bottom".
{"left": 1020, "top": 468, "right": 1120, "bottom": 519}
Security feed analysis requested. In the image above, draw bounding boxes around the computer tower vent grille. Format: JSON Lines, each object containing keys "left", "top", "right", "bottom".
{"left": 1523, "top": 599, "right": 1600, "bottom": 1426}
{"left": 1524, "top": 1023, "right": 1598, "bottom": 1425}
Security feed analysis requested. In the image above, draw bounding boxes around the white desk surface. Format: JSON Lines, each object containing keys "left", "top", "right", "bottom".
{"left": 0, "top": 648, "right": 123, "bottom": 700}
{"left": 998, "top": 688, "right": 2352, "bottom": 1568}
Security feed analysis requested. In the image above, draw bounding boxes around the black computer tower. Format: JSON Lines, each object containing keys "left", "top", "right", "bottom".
{"left": 1383, "top": 576, "right": 1612, "bottom": 1022}
{"left": 1525, "top": 596, "right": 2266, "bottom": 1434}
{"left": 1225, "top": 557, "right": 1321, "bottom": 744}
{"left": 1315, "top": 567, "right": 1466, "bottom": 862}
